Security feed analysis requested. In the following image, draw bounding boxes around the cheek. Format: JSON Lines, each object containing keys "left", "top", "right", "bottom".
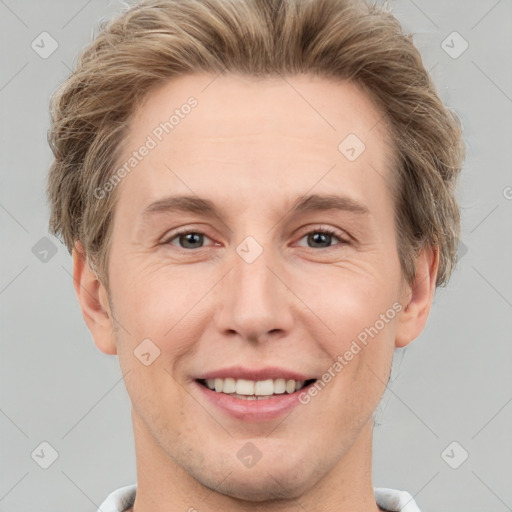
{"left": 301, "top": 265, "right": 399, "bottom": 339}
{"left": 109, "top": 256, "right": 203, "bottom": 335}
{"left": 300, "top": 269, "right": 399, "bottom": 400}
{"left": 109, "top": 260, "right": 219, "bottom": 399}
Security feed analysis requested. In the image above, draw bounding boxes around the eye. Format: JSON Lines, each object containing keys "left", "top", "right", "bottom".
{"left": 296, "top": 227, "right": 349, "bottom": 249}
{"left": 161, "top": 226, "right": 350, "bottom": 251}
{"left": 163, "top": 229, "right": 213, "bottom": 249}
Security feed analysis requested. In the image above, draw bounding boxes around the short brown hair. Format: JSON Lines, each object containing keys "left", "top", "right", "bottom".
{"left": 47, "top": 0, "right": 465, "bottom": 289}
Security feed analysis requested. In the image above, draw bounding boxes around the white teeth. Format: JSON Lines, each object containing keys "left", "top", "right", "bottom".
{"left": 223, "top": 377, "right": 236, "bottom": 393}
{"left": 236, "top": 379, "right": 254, "bottom": 395}
{"left": 202, "top": 377, "right": 308, "bottom": 396}
{"left": 286, "top": 379, "right": 296, "bottom": 394}
{"left": 274, "top": 378, "right": 286, "bottom": 394}
{"left": 254, "top": 379, "right": 274, "bottom": 395}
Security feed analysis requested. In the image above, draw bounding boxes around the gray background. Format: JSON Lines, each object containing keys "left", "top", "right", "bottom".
{"left": 1, "top": 0, "right": 511, "bottom": 510}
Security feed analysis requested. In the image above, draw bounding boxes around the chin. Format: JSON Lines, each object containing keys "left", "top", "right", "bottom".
{"left": 206, "top": 470, "right": 308, "bottom": 502}
{"left": 189, "top": 453, "right": 316, "bottom": 503}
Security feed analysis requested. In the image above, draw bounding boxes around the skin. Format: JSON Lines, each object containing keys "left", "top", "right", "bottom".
{"left": 73, "top": 73, "right": 438, "bottom": 512}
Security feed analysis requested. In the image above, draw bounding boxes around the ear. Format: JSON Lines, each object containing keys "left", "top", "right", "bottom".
{"left": 72, "top": 241, "right": 117, "bottom": 355}
{"left": 394, "top": 245, "right": 439, "bottom": 348}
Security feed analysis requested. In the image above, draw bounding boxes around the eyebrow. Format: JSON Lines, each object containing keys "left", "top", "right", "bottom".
{"left": 140, "top": 193, "right": 370, "bottom": 222}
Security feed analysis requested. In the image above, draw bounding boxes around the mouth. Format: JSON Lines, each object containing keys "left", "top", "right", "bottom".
{"left": 196, "top": 377, "right": 318, "bottom": 400}
{"left": 193, "top": 367, "right": 319, "bottom": 421}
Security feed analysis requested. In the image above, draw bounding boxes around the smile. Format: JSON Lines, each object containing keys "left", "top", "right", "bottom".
{"left": 195, "top": 375, "right": 318, "bottom": 422}
{"left": 198, "top": 377, "right": 316, "bottom": 399}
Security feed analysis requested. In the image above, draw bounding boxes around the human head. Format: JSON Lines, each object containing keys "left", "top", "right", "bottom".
{"left": 47, "top": 0, "right": 464, "bottom": 293}
{"left": 46, "top": 0, "right": 465, "bottom": 507}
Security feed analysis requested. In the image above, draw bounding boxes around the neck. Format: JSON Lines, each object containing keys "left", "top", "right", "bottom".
{"left": 129, "top": 410, "right": 382, "bottom": 512}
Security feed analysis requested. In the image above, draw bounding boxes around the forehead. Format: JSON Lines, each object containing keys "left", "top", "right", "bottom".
{"left": 128, "top": 72, "right": 389, "bottom": 149}
{"left": 115, "top": 72, "right": 395, "bottom": 216}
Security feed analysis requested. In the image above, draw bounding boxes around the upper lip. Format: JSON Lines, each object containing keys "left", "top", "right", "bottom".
{"left": 196, "top": 366, "right": 316, "bottom": 382}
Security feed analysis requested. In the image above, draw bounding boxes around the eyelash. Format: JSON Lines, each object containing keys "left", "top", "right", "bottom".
{"left": 161, "top": 226, "right": 350, "bottom": 251}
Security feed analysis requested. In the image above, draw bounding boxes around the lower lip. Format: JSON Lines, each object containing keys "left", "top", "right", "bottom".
{"left": 194, "top": 381, "right": 314, "bottom": 422}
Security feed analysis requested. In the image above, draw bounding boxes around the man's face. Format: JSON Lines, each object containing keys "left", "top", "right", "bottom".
{"left": 96, "top": 73, "right": 408, "bottom": 499}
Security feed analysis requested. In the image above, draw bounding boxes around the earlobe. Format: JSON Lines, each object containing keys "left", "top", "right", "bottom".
{"left": 394, "top": 245, "right": 439, "bottom": 348}
{"left": 72, "top": 241, "right": 117, "bottom": 355}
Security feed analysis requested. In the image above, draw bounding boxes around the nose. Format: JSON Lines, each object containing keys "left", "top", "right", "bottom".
{"left": 213, "top": 239, "right": 295, "bottom": 344}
